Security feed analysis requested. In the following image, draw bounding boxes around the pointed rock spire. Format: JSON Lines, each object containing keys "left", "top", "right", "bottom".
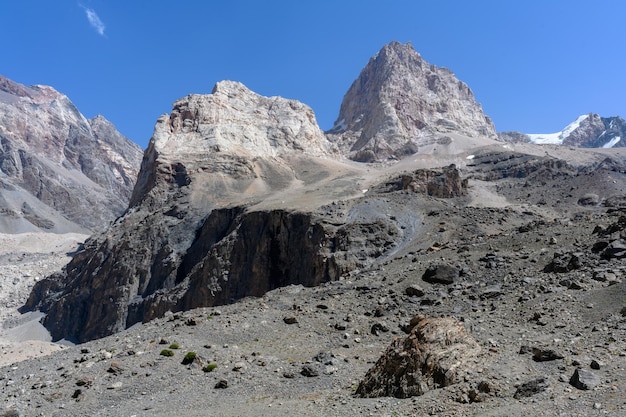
{"left": 327, "top": 41, "right": 496, "bottom": 161}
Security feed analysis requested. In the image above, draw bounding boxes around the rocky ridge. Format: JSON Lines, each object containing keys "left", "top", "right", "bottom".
{"left": 326, "top": 41, "right": 496, "bottom": 161}
{"left": 499, "top": 113, "right": 626, "bottom": 149}
{"left": 23, "top": 78, "right": 471, "bottom": 343}
{"left": 0, "top": 75, "right": 143, "bottom": 233}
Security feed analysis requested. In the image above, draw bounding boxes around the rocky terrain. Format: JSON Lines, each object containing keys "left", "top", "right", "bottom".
{"left": 2, "top": 42, "right": 626, "bottom": 416}
{"left": 0, "top": 75, "right": 143, "bottom": 233}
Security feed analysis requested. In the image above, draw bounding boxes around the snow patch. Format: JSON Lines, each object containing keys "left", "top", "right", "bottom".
{"left": 527, "top": 114, "right": 589, "bottom": 145}
{"left": 602, "top": 136, "right": 621, "bottom": 148}
{"left": 332, "top": 118, "right": 347, "bottom": 132}
{"left": 466, "top": 154, "right": 475, "bottom": 160}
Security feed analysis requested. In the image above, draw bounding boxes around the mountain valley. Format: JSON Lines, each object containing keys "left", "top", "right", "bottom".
{"left": 1, "top": 42, "right": 626, "bottom": 416}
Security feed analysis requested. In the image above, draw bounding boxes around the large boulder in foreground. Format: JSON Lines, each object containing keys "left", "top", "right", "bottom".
{"left": 356, "top": 316, "right": 481, "bottom": 398}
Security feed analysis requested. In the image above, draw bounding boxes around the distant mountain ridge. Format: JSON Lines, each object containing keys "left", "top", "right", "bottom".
{"left": 499, "top": 113, "right": 626, "bottom": 148}
{"left": 0, "top": 75, "right": 143, "bottom": 233}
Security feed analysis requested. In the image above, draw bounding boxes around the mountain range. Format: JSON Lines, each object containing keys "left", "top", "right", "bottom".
{"left": 500, "top": 113, "right": 626, "bottom": 148}
{"left": 0, "top": 75, "right": 143, "bottom": 233}
{"left": 2, "top": 41, "right": 626, "bottom": 416}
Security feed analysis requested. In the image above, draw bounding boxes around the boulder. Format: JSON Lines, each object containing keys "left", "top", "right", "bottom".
{"left": 422, "top": 264, "right": 460, "bottom": 285}
{"left": 356, "top": 315, "right": 480, "bottom": 398}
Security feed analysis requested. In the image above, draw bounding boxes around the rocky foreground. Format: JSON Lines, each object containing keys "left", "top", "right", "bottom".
{"left": 2, "top": 149, "right": 626, "bottom": 416}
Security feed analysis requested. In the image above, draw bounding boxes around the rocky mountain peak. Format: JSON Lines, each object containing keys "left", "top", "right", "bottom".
{"left": 131, "top": 80, "right": 335, "bottom": 207}
{"left": 500, "top": 113, "right": 626, "bottom": 148}
{"left": 326, "top": 41, "right": 496, "bottom": 161}
{"left": 0, "top": 75, "right": 143, "bottom": 232}
{"left": 154, "top": 80, "right": 332, "bottom": 157}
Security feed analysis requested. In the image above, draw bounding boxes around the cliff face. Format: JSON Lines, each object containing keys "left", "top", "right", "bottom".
{"left": 0, "top": 75, "right": 143, "bottom": 232}
{"left": 23, "top": 80, "right": 468, "bottom": 343}
{"left": 326, "top": 41, "right": 496, "bottom": 161}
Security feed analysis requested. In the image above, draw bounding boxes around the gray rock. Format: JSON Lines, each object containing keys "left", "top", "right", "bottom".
{"left": 570, "top": 368, "right": 600, "bottom": 390}
{"left": 513, "top": 376, "right": 550, "bottom": 399}
{"left": 405, "top": 285, "right": 425, "bottom": 297}
{"left": 300, "top": 364, "right": 319, "bottom": 377}
{"left": 422, "top": 264, "right": 460, "bottom": 285}
{"left": 532, "top": 347, "right": 564, "bottom": 362}
{"left": 214, "top": 379, "right": 228, "bottom": 389}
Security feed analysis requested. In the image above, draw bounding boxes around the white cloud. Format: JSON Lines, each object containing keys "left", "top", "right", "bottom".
{"left": 82, "top": 6, "right": 106, "bottom": 36}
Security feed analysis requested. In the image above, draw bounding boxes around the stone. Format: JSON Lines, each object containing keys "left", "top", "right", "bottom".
{"left": 590, "top": 360, "right": 604, "bottom": 370}
{"left": 107, "top": 362, "right": 124, "bottom": 375}
{"left": 214, "top": 379, "right": 228, "bottom": 389}
{"left": 570, "top": 368, "right": 600, "bottom": 390}
{"left": 532, "top": 347, "right": 564, "bottom": 362}
{"left": 405, "top": 285, "right": 425, "bottom": 297}
{"left": 370, "top": 322, "right": 390, "bottom": 336}
{"left": 543, "top": 252, "right": 583, "bottom": 273}
{"left": 422, "top": 264, "right": 460, "bottom": 285}
{"left": 300, "top": 364, "right": 319, "bottom": 377}
{"left": 513, "top": 376, "right": 550, "bottom": 399}
{"left": 356, "top": 315, "right": 480, "bottom": 398}
{"left": 283, "top": 316, "right": 298, "bottom": 325}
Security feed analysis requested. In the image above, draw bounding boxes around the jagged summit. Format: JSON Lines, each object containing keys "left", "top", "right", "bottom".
{"left": 130, "top": 80, "right": 336, "bottom": 207}
{"left": 500, "top": 113, "right": 626, "bottom": 148}
{"left": 0, "top": 75, "right": 143, "bottom": 232}
{"left": 326, "top": 41, "right": 496, "bottom": 161}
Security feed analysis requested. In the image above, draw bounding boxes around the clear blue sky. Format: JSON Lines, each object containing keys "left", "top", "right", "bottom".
{"left": 2, "top": 1, "right": 625, "bottom": 149}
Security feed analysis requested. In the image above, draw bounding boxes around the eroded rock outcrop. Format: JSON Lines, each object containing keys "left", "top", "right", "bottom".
{"left": 356, "top": 315, "right": 481, "bottom": 398}
{"left": 25, "top": 82, "right": 396, "bottom": 342}
{"left": 0, "top": 75, "right": 143, "bottom": 232}
{"left": 326, "top": 41, "right": 496, "bottom": 161}
{"left": 24, "top": 62, "right": 480, "bottom": 343}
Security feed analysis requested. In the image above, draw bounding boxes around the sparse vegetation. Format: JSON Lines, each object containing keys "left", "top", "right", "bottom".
{"left": 160, "top": 349, "right": 174, "bottom": 357}
{"left": 169, "top": 343, "right": 180, "bottom": 349}
{"left": 202, "top": 363, "right": 217, "bottom": 372}
{"left": 182, "top": 351, "right": 197, "bottom": 365}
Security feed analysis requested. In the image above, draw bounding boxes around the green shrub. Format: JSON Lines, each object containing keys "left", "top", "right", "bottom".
{"left": 160, "top": 349, "right": 174, "bottom": 357}
{"left": 202, "top": 363, "right": 217, "bottom": 372}
{"left": 182, "top": 351, "right": 197, "bottom": 365}
{"left": 169, "top": 343, "right": 180, "bottom": 349}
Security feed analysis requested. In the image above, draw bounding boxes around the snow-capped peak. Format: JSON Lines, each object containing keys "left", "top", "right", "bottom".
{"left": 527, "top": 114, "right": 589, "bottom": 145}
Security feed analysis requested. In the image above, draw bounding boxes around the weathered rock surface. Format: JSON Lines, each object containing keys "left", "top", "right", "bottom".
{"left": 25, "top": 81, "right": 470, "bottom": 343}
{"left": 356, "top": 315, "right": 481, "bottom": 398}
{"left": 326, "top": 41, "right": 496, "bottom": 161}
{"left": 569, "top": 368, "right": 600, "bottom": 390}
{"left": 0, "top": 75, "right": 143, "bottom": 232}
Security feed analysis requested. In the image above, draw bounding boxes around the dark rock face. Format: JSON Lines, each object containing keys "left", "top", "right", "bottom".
{"left": 0, "top": 75, "right": 143, "bottom": 232}
{"left": 467, "top": 151, "right": 576, "bottom": 181}
{"left": 326, "top": 41, "right": 496, "bottom": 161}
{"left": 355, "top": 316, "right": 480, "bottom": 398}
